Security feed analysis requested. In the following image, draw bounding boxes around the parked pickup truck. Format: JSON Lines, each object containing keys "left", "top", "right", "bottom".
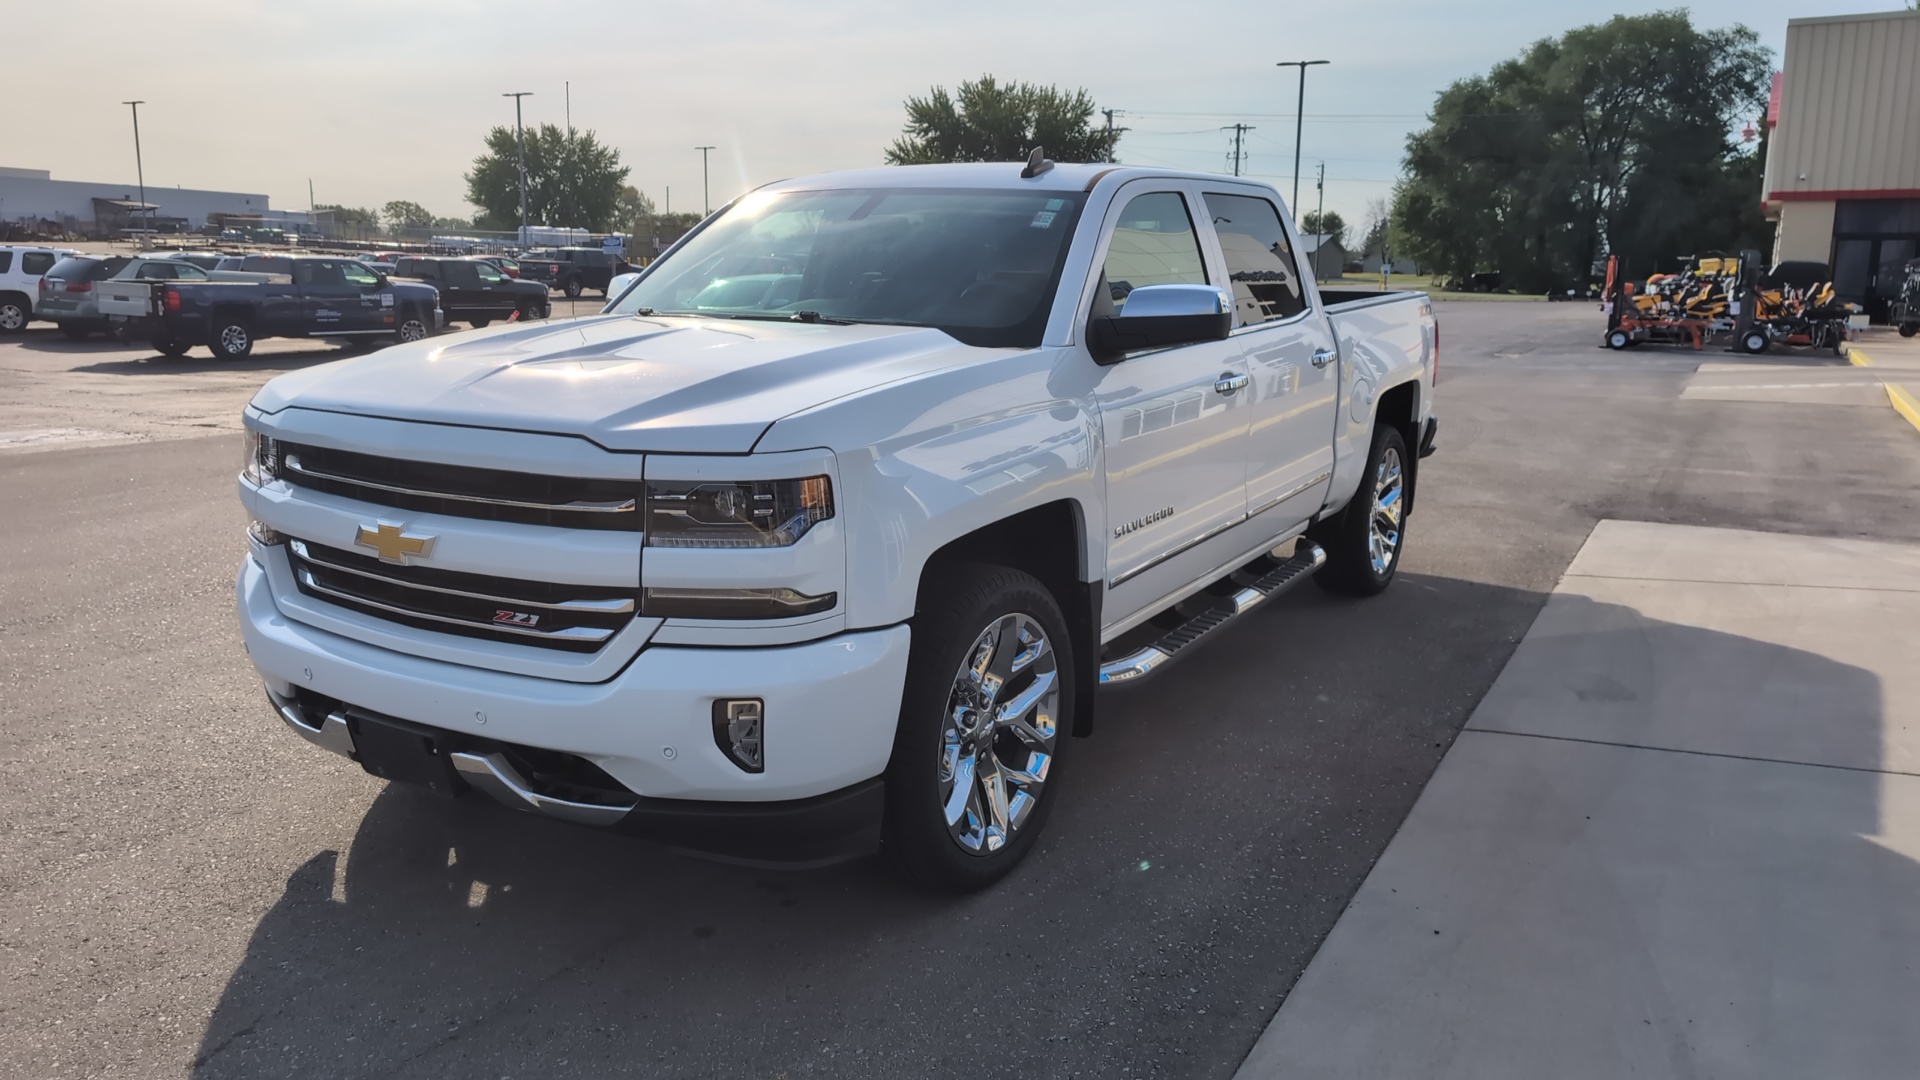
{"left": 390, "top": 256, "right": 550, "bottom": 327}
{"left": 235, "top": 160, "right": 1436, "bottom": 891}
{"left": 516, "top": 246, "right": 632, "bottom": 298}
{"left": 107, "top": 255, "right": 441, "bottom": 358}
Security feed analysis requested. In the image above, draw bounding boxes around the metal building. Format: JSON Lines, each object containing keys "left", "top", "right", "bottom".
{"left": 1761, "top": 8, "right": 1920, "bottom": 322}
{"left": 0, "top": 165, "right": 276, "bottom": 236}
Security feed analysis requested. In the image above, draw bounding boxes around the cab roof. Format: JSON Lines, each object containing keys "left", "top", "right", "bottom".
{"left": 756, "top": 162, "right": 1273, "bottom": 196}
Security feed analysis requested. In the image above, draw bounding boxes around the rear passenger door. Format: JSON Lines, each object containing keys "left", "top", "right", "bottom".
{"left": 468, "top": 259, "right": 513, "bottom": 316}
{"left": 439, "top": 260, "right": 483, "bottom": 316}
{"left": 1202, "top": 189, "right": 1340, "bottom": 531}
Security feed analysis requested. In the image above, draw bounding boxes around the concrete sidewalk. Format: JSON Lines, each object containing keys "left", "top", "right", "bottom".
{"left": 1236, "top": 520, "right": 1920, "bottom": 1079}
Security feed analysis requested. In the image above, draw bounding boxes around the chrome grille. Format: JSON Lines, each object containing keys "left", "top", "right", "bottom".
{"left": 278, "top": 442, "right": 640, "bottom": 531}
{"left": 287, "top": 539, "right": 636, "bottom": 652}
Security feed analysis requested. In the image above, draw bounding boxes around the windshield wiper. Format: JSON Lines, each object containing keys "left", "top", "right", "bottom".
{"left": 789, "top": 310, "right": 853, "bottom": 325}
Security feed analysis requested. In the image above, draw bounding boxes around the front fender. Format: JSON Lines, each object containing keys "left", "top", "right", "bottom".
{"left": 757, "top": 346, "right": 1104, "bottom": 628}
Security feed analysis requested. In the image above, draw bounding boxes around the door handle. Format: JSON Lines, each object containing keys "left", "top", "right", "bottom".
{"left": 1311, "top": 348, "right": 1337, "bottom": 368}
{"left": 1214, "top": 372, "right": 1249, "bottom": 396}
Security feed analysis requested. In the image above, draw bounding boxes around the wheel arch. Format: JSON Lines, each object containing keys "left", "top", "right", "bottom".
{"left": 1373, "top": 379, "right": 1421, "bottom": 514}
{"left": 917, "top": 499, "right": 1100, "bottom": 738}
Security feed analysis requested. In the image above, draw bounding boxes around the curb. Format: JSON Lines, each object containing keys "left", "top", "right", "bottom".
{"left": 1849, "top": 347, "right": 1920, "bottom": 436}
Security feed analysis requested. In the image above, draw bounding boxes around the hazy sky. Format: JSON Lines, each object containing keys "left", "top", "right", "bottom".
{"left": 8, "top": 0, "right": 1867, "bottom": 230}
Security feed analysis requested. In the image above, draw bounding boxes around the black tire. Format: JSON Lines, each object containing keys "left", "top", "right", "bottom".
{"left": 0, "top": 296, "right": 28, "bottom": 334}
{"left": 470, "top": 318, "right": 490, "bottom": 328}
{"left": 59, "top": 321, "right": 93, "bottom": 341}
{"left": 882, "top": 563, "right": 1073, "bottom": 893}
{"left": 211, "top": 317, "right": 254, "bottom": 359}
{"left": 155, "top": 339, "right": 191, "bottom": 358}
{"left": 563, "top": 277, "right": 583, "bottom": 299}
{"left": 1605, "top": 329, "right": 1630, "bottom": 350}
{"left": 1900, "top": 323, "right": 1918, "bottom": 338}
{"left": 393, "top": 306, "right": 431, "bottom": 345}
{"left": 520, "top": 301, "right": 548, "bottom": 321}
{"left": 1309, "top": 424, "right": 1410, "bottom": 597}
{"left": 1741, "top": 330, "right": 1768, "bottom": 354}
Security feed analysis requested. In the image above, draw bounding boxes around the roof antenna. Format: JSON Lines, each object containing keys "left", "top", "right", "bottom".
{"left": 1021, "top": 146, "right": 1055, "bottom": 179}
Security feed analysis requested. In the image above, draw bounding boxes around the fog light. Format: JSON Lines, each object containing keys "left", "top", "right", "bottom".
{"left": 713, "top": 699, "right": 764, "bottom": 773}
{"left": 247, "top": 519, "right": 284, "bottom": 546}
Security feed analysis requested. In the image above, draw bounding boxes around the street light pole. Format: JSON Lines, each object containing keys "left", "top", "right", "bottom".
{"left": 1274, "top": 60, "right": 1329, "bottom": 215}
{"left": 503, "top": 91, "right": 534, "bottom": 238}
{"left": 122, "top": 100, "right": 147, "bottom": 234}
{"left": 694, "top": 146, "right": 716, "bottom": 216}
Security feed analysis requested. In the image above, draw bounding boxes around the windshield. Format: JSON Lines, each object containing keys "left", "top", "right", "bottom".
{"left": 610, "top": 187, "right": 1087, "bottom": 348}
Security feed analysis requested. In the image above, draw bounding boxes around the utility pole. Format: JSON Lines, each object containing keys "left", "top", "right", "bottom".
{"left": 503, "top": 91, "right": 534, "bottom": 238}
{"left": 1221, "top": 123, "right": 1254, "bottom": 177}
{"left": 122, "top": 101, "right": 147, "bottom": 235}
{"left": 1275, "top": 60, "right": 1329, "bottom": 214}
{"left": 695, "top": 146, "right": 716, "bottom": 215}
{"left": 565, "top": 81, "right": 571, "bottom": 136}
{"left": 1311, "top": 162, "right": 1327, "bottom": 282}
{"left": 308, "top": 178, "right": 315, "bottom": 234}
{"left": 1101, "top": 108, "right": 1126, "bottom": 164}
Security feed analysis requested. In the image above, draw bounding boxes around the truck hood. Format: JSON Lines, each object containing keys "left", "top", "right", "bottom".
{"left": 248, "top": 314, "right": 980, "bottom": 452}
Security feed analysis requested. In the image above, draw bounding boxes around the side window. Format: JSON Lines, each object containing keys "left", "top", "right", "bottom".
{"left": 1103, "top": 192, "right": 1207, "bottom": 314}
{"left": 443, "top": 262, "right": 480, "bottom": 287}
{"left": 0, "top": 252, "right": 12, "bottom": 273}
{"left": 341, "top": 262, "right": 379, "bottom": 288}
{"left": 22, "top": 252, "right": 54, "bottom": 275}
{"left": 472, "top": 261, "right": 504, "bottom": 283}
{"left": 140, "top": 262, "right": 177, "bottom": 280}
{"left": 175, "top": 263, "right": 208, "bottom": 280}
{"left": 1202, "top": 193, "right": 1306, "bottom": 324}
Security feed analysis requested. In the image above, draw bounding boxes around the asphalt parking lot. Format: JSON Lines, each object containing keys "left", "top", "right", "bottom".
{"left": 4, "top": 303, "right": 1919, "bottom": 1078}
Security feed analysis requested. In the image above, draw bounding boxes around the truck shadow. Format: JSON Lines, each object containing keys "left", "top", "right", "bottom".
{"left": 189, "top": 573, "right": 1912, "bottom": 1079}
{"left": 62, "top": 349, "right": 353, "bottom": 374}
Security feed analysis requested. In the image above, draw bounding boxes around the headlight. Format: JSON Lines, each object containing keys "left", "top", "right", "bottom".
{"left": 241, "top": 428, "right": 279, "bottom": 486}
{"left": 645, "top": 476, "right": 832, "bottom": 548}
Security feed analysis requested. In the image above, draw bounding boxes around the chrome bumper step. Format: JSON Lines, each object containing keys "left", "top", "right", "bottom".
{"left": 265, "top": 687, "right": 635, "bottom": 826}
{"left": 1097, "top": 541, "right": 1327, "bottom": 687}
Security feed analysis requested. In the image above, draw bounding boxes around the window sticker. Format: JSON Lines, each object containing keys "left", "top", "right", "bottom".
{"left": 1030, "top": 210, "right": 1057, "bottom": 229}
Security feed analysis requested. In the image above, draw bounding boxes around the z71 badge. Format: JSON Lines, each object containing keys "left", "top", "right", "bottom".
{"left": 493, "top": 610, "right": 541, "bottom": 627}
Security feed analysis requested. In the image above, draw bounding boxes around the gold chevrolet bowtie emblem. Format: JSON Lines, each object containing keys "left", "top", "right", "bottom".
{"left": 354, "top": 522, "right": 436, "bottom": 565}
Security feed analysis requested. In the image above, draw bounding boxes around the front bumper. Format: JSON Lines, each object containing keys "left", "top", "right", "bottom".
{"left": 239, "top": 555, "right": 909, "bottom": 861}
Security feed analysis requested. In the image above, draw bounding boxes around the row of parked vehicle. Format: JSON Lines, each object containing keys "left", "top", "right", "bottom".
{"left": 0, "top": 244, "right": 637, "bottom": 358}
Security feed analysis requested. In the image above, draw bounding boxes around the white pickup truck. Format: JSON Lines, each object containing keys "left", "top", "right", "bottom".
{"left": 237, "top": 158, "right": 1436, "bottom": 891}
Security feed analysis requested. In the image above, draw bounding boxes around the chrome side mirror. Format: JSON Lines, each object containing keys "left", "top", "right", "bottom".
{"left": 1088, "top": 283, "right": 1233, "bottom": 363}
{"left": 602, "top": 272, "right": 641, "bottom": 311}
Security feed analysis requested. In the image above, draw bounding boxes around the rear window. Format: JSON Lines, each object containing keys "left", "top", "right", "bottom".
{"left": 48, "top": 257, "right": 106, "bottom": 280}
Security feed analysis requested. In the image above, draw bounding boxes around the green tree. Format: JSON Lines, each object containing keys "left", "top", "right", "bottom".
{"left": 430, "top": 215, "right": 473, "bottom": 230}
{"left": 885, "top": 76, "right": 1110, "bottom": 165}
{"left": 615, "top": 185, "right": 653, "bottom": 236}
{"left": 315, "top": 203, "right": 378, "bottom": 226}
{"left": 382, "top": 200, "right": 434, "bottom": 229}
{"left": 1299, "top": 210, "right": 1348, "bottom": 248}
{"left": 465, "top": 124, "right": 631, "bottom": 231}
{"left": 1395, "top": 11, "right": 1771, "bottom": 289}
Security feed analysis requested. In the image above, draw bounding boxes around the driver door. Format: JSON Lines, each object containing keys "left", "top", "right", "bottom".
{"left": 1087, "top": 182, "right": 1252, "bottom": 631}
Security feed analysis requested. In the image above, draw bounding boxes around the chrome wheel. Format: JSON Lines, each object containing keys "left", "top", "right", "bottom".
{"left": 0, "top": 302, "right": 25, "bottom": 332}
{"left": 937, "top": 613, "right": 1059, "bottom": 855}
{"left": 1368, "top": 446, "right": 1404, "bottom": 575}
{"left": 218, "top": 323, "right": 250, "bottom": 355}
{"left": 397, "top": 317, "right": 428, "bottom": 342}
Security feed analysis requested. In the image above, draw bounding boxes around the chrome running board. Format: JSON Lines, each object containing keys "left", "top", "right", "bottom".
{"left": 1098, "top": 542, "right": 1326, "bottom": 687}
